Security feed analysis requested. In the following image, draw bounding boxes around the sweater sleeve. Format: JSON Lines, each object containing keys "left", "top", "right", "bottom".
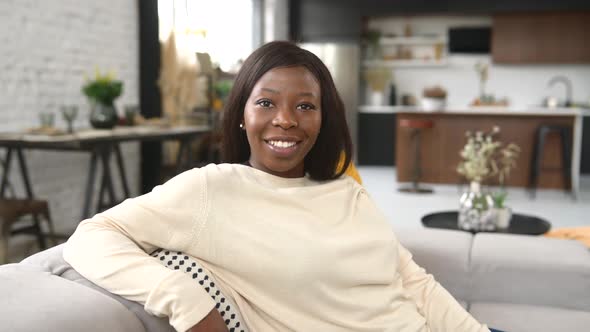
{"left": 63, "top": 169, "right": 215, "bottom": 332}
{"left": 397, "top": 241, "right": 489, "bottom": 332}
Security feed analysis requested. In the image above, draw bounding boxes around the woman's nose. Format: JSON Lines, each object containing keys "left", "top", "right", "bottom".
{"left": 271, "top": 107, "right": 298, "bottom": 129}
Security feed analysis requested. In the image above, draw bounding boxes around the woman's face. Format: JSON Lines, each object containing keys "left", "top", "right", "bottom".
{"left": 243, "top": 66, "right": 322, "bottom": 178}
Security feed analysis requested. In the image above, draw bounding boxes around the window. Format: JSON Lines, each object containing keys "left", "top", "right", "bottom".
{"left": 158, "top": 0, "right": 257, "bottom": 72}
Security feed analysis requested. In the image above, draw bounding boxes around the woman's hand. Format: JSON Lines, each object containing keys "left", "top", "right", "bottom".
{"left": 187, "top": 308, "right": 228, "bottom": 332}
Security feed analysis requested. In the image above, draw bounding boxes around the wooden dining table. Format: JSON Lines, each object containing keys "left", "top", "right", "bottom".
{"left": 0, "top": 125, "right": 211, "bottom": 220}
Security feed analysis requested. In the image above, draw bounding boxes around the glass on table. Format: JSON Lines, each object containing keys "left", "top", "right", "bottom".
{"left": 38, "top": 112, "right": 55, "bottom": 128}
{"left": 123, "top": 105, "right": 139, "bottom": 126}
{"left": 60, "top": 105, "right": 79, "bottom": 133}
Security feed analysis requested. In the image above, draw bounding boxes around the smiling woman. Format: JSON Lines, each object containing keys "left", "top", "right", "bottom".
{"left": 64, "top": 41, "right": 489, "bottom": 332}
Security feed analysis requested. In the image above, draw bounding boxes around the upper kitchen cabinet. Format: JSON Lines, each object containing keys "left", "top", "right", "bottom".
{"left": 492, "top": 12, "right": 590, "bottom": 64}
{"left": 289, "top": 0, "right": 362, "bottom": 42}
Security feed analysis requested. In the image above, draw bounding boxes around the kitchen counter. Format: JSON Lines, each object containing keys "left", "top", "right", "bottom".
{"left": 359, "top": 105, "right": 590, "bottom": 116}
{"left": 386, "top": 109, "right": 586, "bottom": 198}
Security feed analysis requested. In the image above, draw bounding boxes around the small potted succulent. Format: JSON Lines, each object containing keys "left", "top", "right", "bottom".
{"left": 491, "top": 191, "right": 510, "bottom": 228}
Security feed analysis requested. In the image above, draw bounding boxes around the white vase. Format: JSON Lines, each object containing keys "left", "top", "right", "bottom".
{"left": 370, "top": 91, "right": 385, "bottom": 106}
{"left": 494, "top": 207, "right": 512, "bottom": 229}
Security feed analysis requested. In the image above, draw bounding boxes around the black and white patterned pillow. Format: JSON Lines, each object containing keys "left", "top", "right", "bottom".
{"left": 151, "top": 249, "right": 247, "bottom": 332}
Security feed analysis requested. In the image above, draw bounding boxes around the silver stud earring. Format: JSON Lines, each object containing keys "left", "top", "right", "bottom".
{"left": 239, "top": 123, "right": 244, "bottom": 129}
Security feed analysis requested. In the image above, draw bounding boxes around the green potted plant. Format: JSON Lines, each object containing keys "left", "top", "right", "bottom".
{"left": 82, "top": 68, "right": 123, "bottom": 129}
{"left": 363, "top": 29, "right": 382, "bottom": 60}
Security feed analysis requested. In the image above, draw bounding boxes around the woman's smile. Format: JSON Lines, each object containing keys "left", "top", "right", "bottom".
{"left": 264, "top": 136, "right": 302, "bottom": 156}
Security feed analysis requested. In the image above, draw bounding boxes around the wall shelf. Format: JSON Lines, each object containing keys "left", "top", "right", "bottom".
{"left": 362, "top": 59, "right": 448, "bottom": 68}
{"left": 363, "top": 35, "right": 448, "bottom": 68}
{"left": 379, "top": 36, "right": 447, "bottom": 46}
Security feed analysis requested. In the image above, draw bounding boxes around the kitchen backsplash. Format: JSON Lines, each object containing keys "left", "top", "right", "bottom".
{"left": 391, "top": 56, "right": 590, "bottom": 108}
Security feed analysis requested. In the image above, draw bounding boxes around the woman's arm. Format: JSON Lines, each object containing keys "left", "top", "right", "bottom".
{"left": 188, "top": 309, "right": 229, "bottom": 332}
{"left": 64, "top": 169, "right": 215, "bottom": 332}
{"left": 397, "top": 242, "right": 489, "bottom": 332}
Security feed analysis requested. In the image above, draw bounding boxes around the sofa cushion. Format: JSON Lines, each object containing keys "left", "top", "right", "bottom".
{"left": 21, "top": 244, "right": 175, "bottom": 332}
{"left": 395, "top": 227, "right": 473, "bottom": 301}
{"left": 0, "top": 263, "right": 145, "bottom": 332}
{"left": 470, "top": 233, "right": 590, "bottom": 311}
{"left": 470, "top": 302, "right": 590, "bottom": 332}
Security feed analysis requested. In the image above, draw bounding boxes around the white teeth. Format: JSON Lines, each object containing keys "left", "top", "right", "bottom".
{"left": 268, "top": 140, "right": 296, "bottom": 148}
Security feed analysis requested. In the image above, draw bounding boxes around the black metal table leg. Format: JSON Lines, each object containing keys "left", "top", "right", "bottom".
{"left": 185, "top": 140, "right": 194, "bottom": 170}
{"left": 82, "top": 148, "right": 100, "bottom": 220}
{"left": 15, "top": 148, "right": 46, "bottom": 249}
{"left": 15, "top": 148, "right": 35, "bottom": 199}
{"left": 175, "top": 139, "right": 192, "bottom": 174}
{"left": 97, "top": 157, "right": 107, "bottom": 212}
{"left": 114, "top": 143, "right": 131, "bottom": 198}
{"left": 0, "top": 148, "right": 14, "bottom": 198}
{"left": 99, "top": 145, "right": 117, "bottom": 211}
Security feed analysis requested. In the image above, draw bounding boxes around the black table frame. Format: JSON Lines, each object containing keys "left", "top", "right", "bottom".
{"left": 0, "top": 125, "right": 210, "bottom": 220}
{"left": 421, "top": 210, "right": 551, "bottom": 235}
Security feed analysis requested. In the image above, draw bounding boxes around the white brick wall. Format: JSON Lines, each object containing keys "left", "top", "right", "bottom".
{"left": 0, "top": 0, "right": 141, "bottom": 236}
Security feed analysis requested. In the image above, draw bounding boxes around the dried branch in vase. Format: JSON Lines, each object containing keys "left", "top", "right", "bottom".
{"left": 457, "top": 126, "right": 520, "bottom": 186}
{"left": 363, "top": 68, "right": 391, "bottom": 92}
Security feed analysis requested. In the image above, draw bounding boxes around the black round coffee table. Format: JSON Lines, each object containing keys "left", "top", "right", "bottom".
{"left": 421, "top": 211, "right": 551, "bottom": 235}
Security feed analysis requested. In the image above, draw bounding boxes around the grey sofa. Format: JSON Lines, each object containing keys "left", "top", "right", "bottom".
{"left": 1, "top": 227, "right": 589, "bottom": 332}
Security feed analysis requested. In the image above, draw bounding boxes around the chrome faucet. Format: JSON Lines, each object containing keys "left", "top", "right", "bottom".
{"left": 547, "top": 75, "right": 573, "bottom": 107}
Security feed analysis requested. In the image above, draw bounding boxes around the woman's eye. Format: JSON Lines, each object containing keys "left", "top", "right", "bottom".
{"left": 297, "top": 103, "right": 316, "bottom": 111}
{"left": 256, "top": 100, "right": 273, "bottom": 108}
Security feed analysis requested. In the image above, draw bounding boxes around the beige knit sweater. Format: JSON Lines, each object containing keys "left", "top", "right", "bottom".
{"left": 64, "top": 164, "right": 488, "bottom": 332}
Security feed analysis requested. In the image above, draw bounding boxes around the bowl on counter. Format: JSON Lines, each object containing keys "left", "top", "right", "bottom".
{"left": 420, "top": 97, "right": 446, "bottom": 112}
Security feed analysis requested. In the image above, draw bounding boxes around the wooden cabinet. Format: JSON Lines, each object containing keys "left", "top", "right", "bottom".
{"left": 492, "top": 12, "right": 590, "bottom": 64}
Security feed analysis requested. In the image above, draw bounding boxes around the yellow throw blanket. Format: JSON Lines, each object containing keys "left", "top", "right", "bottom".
{"left": 545, "top": 227, "right": 590, "bottom": 248}
{"left": 336, "top": 153, "right": 363, "bottom": 185}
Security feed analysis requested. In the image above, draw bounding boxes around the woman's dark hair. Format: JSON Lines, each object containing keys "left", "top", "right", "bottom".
{"left": 221, "top": 41, "right": 353, "bottom": 181}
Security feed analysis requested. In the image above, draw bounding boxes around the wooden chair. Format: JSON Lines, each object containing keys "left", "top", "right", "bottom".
{"left": 0, "top": 198, "right": 56, "bottom": 264}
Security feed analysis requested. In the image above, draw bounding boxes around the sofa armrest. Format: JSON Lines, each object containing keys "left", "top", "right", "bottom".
{"left": 0, "top": 263, "right": 145, "bottom": 332}
{"left": 20, "top": 244, "right": 175, "bottom": 332}
{"left": 470, "top": 233, "right": 590, "bottom": 311}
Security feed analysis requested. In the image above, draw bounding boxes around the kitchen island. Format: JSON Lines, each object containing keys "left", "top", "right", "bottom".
{"left": 359, "top": 105, "right": 589, "bottom": 197}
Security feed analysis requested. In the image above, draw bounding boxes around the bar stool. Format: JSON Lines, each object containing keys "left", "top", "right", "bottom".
{"left": 398, "top": 118, "right": 434, "bottom": 194}
{"left": 529, "top": 125, "right": 572, "bottom": 198}
{"left": 0, "top": 198, "right": 56, "bottom": 264}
